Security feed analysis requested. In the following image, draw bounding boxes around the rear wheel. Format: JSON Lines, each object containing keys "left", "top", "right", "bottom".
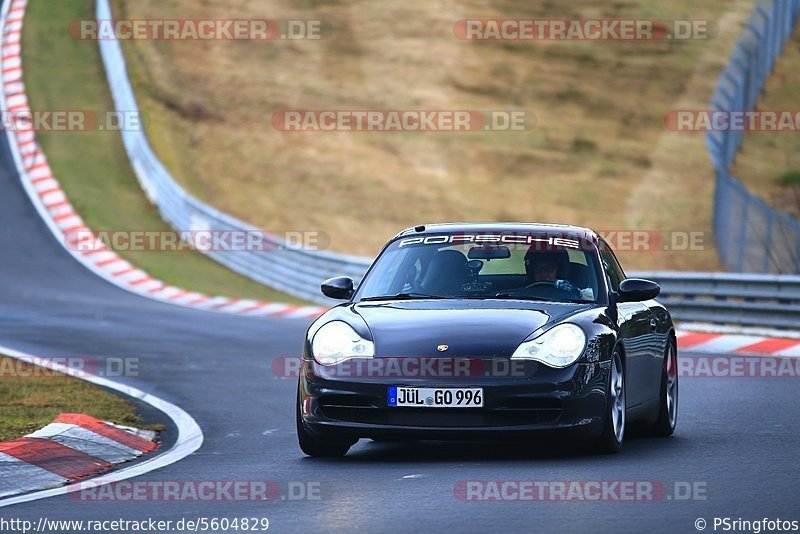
{"left": 296, "top": 393, "right": 355, "bottom": 457}
{"left": 650, "top": 341, "right": 678, "bottom": 436}
{"left": 595, "top": 348, "right": 625, "bottom": 453}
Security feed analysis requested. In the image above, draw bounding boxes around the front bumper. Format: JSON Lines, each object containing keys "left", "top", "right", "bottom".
{"left": 299, "top": 358, "right": 610, "bottom": 440}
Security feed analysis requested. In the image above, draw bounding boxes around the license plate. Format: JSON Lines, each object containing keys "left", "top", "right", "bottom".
{"left": 388, "top": 386, "right": 483, "bottom": 408}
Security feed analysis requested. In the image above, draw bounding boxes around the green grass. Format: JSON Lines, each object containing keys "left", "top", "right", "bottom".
{"left": 20, "top": 0, "right": 309, "bottom": 305}
{"left": 778, "top": 170, "right": 800, "bottom": 186}
{"left": 0, "top": 356, "right": 157, "bottom": 442}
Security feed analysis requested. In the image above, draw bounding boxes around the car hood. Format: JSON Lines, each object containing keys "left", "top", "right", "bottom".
{"left": 352, "top": 299, "right": 595, "bottom": 358}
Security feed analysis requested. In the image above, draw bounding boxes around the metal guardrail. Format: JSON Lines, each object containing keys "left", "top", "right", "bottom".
{"left": 96, "top": 0, "right": 800, "bottom": 327}
{"left": 708, "top": 0, "right": 800, "bottom": 274}
{"left": 636, "top": 272, "right": 800, "bottom": 329}
{"left": 95, "top": 0, "right": 370, "bottom": 305}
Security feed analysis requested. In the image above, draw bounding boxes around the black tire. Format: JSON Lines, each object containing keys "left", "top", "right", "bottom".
{"left": 296, "top": 393, "right": 355, "bottom": 457}
{"left": 595, "top": 348, "right": 625, "bottom": 454}
{"left": 650, "top": 340, "right": 678, "bottom": 437}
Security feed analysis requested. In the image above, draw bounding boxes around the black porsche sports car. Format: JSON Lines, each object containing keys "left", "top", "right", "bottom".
{"left": 297, "top": 223, "right": 678, "bottom": 456}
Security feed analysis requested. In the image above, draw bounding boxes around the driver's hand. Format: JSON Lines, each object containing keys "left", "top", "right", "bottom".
{"left": 554, "top": 279, "right": 581, "bottom": 298}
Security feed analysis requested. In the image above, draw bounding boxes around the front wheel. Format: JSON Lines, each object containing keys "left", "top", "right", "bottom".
{"left": 650, "top": 342, "right": 678, "bottom": 436}
{"left": 296, "top": 393, "right": 356, "bottom": 457}
{"left": 595, "top": 348, "right": 625, "bottom": 453}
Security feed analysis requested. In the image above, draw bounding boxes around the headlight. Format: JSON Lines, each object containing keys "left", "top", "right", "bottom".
{"left": 511, "top": 323, "right": 586, "bottom": 368}
{"left": 311, "top": 321, "right": 375, "bottom": 366}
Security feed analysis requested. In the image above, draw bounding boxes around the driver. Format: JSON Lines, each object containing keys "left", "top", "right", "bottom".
{"left": 524, "top": 250, "right": 586, "bottom": 299}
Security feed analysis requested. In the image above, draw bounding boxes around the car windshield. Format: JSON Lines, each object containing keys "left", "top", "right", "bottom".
{"left": 356, "top": 232, "right": 602, "bottom": 303}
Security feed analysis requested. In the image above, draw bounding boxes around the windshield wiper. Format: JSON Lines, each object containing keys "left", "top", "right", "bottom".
{"left": 494, "top": 293, "right": 589, "bottom": 304}
{"left": 492, "top": 293, "right": 557, "bottom": 302}
{"left": 359, "top": 292, "right": 445, "bottom": 302}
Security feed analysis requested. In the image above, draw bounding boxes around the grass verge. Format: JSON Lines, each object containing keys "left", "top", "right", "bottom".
{"left": 0, "top": 355, "right": 157, "bottom": 442}
{"left": 20, "top": 0, "right": 309, "bottom": 305}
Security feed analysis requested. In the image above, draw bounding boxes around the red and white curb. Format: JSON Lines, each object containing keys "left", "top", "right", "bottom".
{"left": 0, "top": 413, "right": 157, "bottom": 499}
{"left": 0, "top": 0, "right": 325, "bottom": 320}
{"left": 677, "top": 330, "right": 800, "bottom": 357}
{"left": 0, "top": 344, "right": 203, "bottom": 508}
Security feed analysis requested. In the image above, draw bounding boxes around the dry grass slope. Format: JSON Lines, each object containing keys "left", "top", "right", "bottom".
{"left": 112, "top": 0, "right": 754, "bottom": 270}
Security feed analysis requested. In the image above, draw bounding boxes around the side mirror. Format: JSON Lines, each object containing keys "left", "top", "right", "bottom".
{"left": 617, "top": 278, "right": 660, "bottom": 303}
{"left": 321, "top": 276, "right": 354, "bottom": 300}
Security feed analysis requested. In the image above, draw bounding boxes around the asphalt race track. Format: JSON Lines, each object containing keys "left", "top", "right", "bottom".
{"left": 0, "top": 130, "right": 798, "bottom": 533}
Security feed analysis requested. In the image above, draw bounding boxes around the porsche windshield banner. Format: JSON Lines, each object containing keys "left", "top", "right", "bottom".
{"left": 397, "top": 234, "right": 583, "bottom": 249}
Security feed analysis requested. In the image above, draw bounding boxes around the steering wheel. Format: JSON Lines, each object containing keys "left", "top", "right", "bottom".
{"left": 524, "top": 281, "right": 557, "bottom": 290}
{"left": 407, "top": 279, "right": 426, "bottom": 294}
{"left": 520, "top": 279, "right": 581, "bottom": 299}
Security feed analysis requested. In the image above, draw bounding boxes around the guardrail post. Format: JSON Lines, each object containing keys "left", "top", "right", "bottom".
{"left": 757, "top": 6, "right": 771, "bottom": 84}
{"left": 795, "top": 230, "right": 800, "bottom": 273}
{"left": 763, "top": 210, "right": 774, "bottom": 273}
{"left": 768, "top": 4, "right": 778, "bottom": 73}
{"left": 737, "top": 193, "right": 750, "bottom": 272}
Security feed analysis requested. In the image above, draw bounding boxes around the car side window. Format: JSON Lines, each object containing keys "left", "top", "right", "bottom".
{"left": 598, "top": 241, "right": 626, "bottom": 293}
